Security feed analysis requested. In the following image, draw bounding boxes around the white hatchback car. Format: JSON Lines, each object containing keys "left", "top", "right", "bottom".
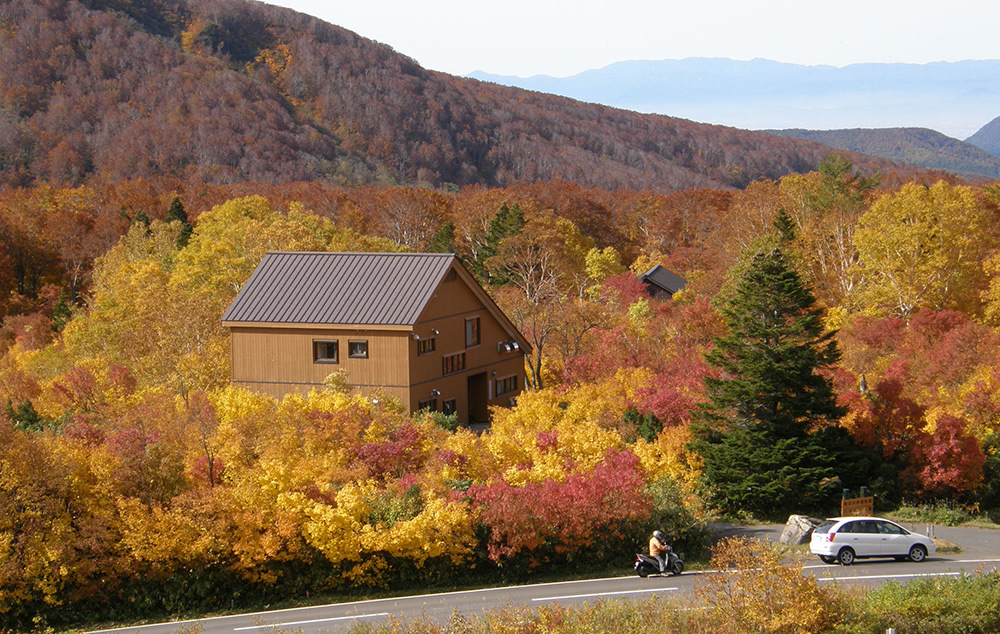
{"left": 810, "top": 516, "right": 935, "bottom": 565}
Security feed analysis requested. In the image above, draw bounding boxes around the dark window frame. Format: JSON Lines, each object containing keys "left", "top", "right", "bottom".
{"left": 313, "top": 339, "right": 339, "bottom": 364}
{"left": 348, "top": 339, "right": 369, "bottom": 359}
{"left": 442, "top": 351, "right": 466, "bottom": 375}
{"left": 496, "top": 374, "right": 518, "bottom": 396}
{"left": 465, "top": 316, "right": 480, "bottom": 348}
{"left": 417, "top": 337, "right": 436, "bottom": 355}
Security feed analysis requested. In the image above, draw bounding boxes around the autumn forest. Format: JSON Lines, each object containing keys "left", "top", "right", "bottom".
{"left": 3, "top": 0, "right": 1000, "bottom": 631}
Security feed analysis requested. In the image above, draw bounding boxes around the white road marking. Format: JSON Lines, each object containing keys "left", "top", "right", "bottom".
{"left": 232, "top": 612, "right": 390, "bottom": 631}
{"left": 533, "top": 587, "right": 679, "bottom": 602}
{"left": 817, "top": 571, "right": 962, "bottom": 582}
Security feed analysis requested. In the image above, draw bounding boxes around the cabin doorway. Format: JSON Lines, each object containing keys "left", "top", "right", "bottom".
{"left": 467, "top": 372, "right": 489, "bottom": 425}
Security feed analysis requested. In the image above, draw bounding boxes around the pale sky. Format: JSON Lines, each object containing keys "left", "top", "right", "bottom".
{"left": 267, "top": 0, "right": 997, "bottom": 78}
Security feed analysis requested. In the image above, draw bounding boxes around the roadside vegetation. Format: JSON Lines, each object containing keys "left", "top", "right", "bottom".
{"left": 345, "top": 538, "right": 1000, "bottom": 634}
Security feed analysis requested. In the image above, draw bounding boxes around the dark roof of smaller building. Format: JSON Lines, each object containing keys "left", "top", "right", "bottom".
{"left": 221, "top": 252, "right": 455, "bottom": 326}
{"left": 640, "top": 265, "right": 687, "bottom": 295}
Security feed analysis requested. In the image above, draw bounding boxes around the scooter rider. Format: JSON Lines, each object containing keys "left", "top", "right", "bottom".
{"left": 649, "top": 530, "right": 668, "bottom": 573}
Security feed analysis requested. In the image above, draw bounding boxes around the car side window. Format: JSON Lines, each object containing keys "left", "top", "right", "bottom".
{"left": 838, "top": 521, "right": 857, "bottom": 533}
{"left": 877, "top": 521, "right": 903, "bottom": 535}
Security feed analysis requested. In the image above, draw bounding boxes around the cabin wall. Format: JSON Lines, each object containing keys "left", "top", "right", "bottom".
{"left": 230, "top": 326, "right": 411, "bottom": 400}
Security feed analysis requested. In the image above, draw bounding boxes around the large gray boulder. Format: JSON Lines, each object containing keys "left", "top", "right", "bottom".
{"left": 780, "top": 514, "right": 822, "bottom": 545}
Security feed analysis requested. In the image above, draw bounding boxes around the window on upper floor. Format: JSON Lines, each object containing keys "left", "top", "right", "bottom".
{"left": 417, "top": 337, "right": 436, "bottom": 355}
{"left": 313, "top": 340, "right": 339, "bottom": 364}
{"left": 443, "top": 351, "right": 466, "bottom": 375}
{"left": 465, "top": 316, "right": 480, "bottom": 347}
{"left": 348, "top": 340, "right": 368, "bottom": 359}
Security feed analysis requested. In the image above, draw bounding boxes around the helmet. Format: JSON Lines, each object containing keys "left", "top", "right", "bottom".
{"left": 653, "top": 530, "right": 663, "bottom": 540}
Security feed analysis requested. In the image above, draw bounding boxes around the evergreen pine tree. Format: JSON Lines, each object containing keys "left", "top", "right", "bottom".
{"left": 691, "top": 247, "right": 854, "bottom": 515}
{"left": 50, "top": 291, "right": 71, "bottom": 332}
{"left": 701, "top": 247, "right": 844, "bottom": 436}
{"left": 4, "top": 398, "right": 48, "bottom": 432}
{"left": 773, "top": 208, "right": 797, "bottom": 242}
{"left": 166, "top": 195, "right": 193, "bottom": 248}
{"left": 468, "top": 202, "right": 525, "bottom": 283}
{"left": 428, "top": 221, "right": 455, "bottom": 253}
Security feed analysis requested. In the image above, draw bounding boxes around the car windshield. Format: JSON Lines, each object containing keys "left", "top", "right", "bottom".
{"left": 814, "top": 520, "right": 837, "bottom": 534}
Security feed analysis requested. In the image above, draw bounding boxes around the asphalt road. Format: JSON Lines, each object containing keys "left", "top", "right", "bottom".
{"left": 87, "top": 523, "right": 1000, "bottom": 634}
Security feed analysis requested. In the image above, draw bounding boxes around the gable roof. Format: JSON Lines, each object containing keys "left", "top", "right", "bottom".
{"left": 221, "top": 252, "right": 455, "bottom": 326}
{"left": 640, "top": 265, "right": 687, "bottom": 295}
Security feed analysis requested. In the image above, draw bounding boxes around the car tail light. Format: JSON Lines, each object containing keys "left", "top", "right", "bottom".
{"left": 826, "top": 532, "right": 835, "bottom": 542}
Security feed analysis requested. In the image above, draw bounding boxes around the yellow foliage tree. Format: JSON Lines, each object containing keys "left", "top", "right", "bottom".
{"left": 853, "top": 182, "right": 993, "bottom": 318}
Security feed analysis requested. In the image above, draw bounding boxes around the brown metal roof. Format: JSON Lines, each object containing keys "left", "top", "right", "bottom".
{"left": 640, "top": 265, "right": 687, "bottom": 295}
{"left": 221, "top": 252, "right": 455, "bottom": 326}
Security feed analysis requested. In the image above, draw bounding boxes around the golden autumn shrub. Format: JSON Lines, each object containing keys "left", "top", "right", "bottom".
{"left": 696, "top": 536, "right": 840, "bottom": 633}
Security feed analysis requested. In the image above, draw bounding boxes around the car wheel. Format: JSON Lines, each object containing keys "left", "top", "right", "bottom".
{"left": 908, "top": 544, "right": 928, "bottom": 563}
{"left": 837, "top": 547, "right": 856, "bottom": 566}
{"left": 819, "top": 555, "right": 836, "bottom": 564}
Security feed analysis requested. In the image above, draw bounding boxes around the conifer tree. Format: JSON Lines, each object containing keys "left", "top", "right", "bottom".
{"left": 467, "top": 202, "right": 525, "bottom": 283}
{"left": 691, "top": 246, "right": 860, "bottom": 515}
{"left": 166, "top": 195, "right": 193, "bottom": 248}
{"left": 701, "top": 247, "right": 844, "bottom": 436}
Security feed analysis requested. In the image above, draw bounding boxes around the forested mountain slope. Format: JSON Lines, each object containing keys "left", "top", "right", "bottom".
{"left": 768, "top": 128, "right": 1000, "bottom": 180}
{"left": 967, "top": 116, "right": 1000, "bottom": 159}
{"left": 0, "top": 0, "right": 906, "bottom": 193}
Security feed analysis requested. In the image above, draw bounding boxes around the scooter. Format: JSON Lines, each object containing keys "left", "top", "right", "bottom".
{"left": 635, "top": 546, "right": 684, "bottom": 577}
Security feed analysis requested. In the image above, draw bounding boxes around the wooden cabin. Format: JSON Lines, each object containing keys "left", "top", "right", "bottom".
{"left": 221, "top": 252, "right": 530, "bottom": 425}
{"left": 639, "top": 264, "right": 687, "bottom": 299}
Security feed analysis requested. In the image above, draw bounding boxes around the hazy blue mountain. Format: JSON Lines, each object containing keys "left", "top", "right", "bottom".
{"left": 767, "top": 128, "right": 1000, "bottom": 180}
{"left": 966, "top": 116, "right": 1000, "bottom": 158}
{"left": 469, "top": 59, "right": 1000, "bottom": 140}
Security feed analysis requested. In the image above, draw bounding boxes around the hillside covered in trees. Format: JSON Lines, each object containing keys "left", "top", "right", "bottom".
{"left": 769, "top": 127, "right": 1000, "bottom": 180}
{"left": 0, "top": 0, "right": 913, "bottom": 193}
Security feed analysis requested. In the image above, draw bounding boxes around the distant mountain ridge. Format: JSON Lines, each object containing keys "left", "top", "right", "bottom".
{"left": 0, "top": 0, "right": 911, "bottom": 194}
{"left": 469, "top": 58, "right": 1000, "bottom": 141}
{"left": 766, "top": 128, "right": 1000, "bottom": 180}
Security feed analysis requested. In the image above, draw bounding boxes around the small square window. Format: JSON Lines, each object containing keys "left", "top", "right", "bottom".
{"left": 313, "top": 340, "right": 338, "bottom": 364}
{"left": 418, "top": 398, "right": 438, "bottom": 411}
{"left": 349, "top": 340, "right": 368, "bottom": 359}
{"left": 442, "top": 398, "right": 457, "bottom": 416}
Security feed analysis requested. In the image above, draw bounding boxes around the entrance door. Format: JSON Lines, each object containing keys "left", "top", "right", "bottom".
{"left": 467, "top": 372, "right": 489, "bottom": 425}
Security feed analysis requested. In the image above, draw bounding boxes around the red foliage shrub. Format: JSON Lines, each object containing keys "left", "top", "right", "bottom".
{"left": 189, "top": 455, "right": 226, "bottom": 488}
{"left": 912, "top": 415, "right": 985, "bottom": 497}
{"left": 1, "top": 312, "right": 53, "bottom": 350}
{"left": 353, "top": 422, "right": 426, "bottom": 480}
{"left": 632, "top": 356, "right": 711, "bottom": 426}
{"left": 466, "top": 450, "right": 650, "bottom": 563}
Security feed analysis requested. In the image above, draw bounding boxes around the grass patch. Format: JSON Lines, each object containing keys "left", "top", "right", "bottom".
{"left": 887, "top": 501, "right": 986, "bottom": 527}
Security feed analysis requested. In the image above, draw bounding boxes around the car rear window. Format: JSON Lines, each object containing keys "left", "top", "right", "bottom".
{"left": 814, "top": 520, "right": 837, "bottom": 534}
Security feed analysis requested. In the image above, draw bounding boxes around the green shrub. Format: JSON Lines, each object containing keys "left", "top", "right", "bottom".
{"left": 892, "top": 501, "right": 974, "bottom": 526}
{"left": 833, "top": 573, "right": 1000, "bottom": 633}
